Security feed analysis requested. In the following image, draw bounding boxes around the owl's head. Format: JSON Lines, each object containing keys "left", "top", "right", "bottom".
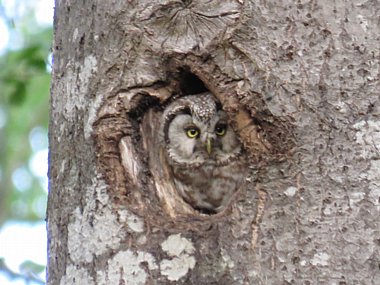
{"left": 161, "top": 93, "right": 242, "bottom": 167}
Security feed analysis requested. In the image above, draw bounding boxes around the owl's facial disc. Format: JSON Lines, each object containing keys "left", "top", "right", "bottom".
{"left": 185, "top": 126, "right": 213, "bottom": 155}
{"left": 190, "top": 119, "right": 228, "bottom": 156}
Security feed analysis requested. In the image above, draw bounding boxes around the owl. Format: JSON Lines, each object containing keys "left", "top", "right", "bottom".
{"left": 161, "top": 92, "right": 247, "bottom": 214}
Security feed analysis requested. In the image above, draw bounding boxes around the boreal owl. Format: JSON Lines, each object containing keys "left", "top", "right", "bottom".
{"left": 161, "top": 92, "right": 247, "bottom": 214}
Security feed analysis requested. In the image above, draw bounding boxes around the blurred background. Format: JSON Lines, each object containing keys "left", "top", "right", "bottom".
{"left": 0, "top": 0, "right": 53, "bottom": 284}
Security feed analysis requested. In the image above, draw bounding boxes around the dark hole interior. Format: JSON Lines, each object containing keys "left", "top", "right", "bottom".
{"left": 178, "top": 69, "right": 208, "bottom": 95}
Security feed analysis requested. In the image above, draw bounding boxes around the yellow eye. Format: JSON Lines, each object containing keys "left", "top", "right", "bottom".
{"left": 215, "top": 124, "right": 227, "bottom": 136}
{"left": 185, "top": 127, "right": 200, "bottom": 138}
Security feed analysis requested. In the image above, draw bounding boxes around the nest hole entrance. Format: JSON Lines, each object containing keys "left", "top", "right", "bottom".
{"left": 177, "top": 69, "right": 208, "bottom": 95}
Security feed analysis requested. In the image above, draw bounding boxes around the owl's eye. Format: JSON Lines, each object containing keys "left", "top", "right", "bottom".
{"left": 215, "top": 124, "right": 227, "bottom": 136}
{"left": 185, "top": 127, "right": 200, "bottom": 138}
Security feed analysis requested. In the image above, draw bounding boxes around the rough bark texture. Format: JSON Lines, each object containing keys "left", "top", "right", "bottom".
{"left": 48, "top": 0, "right": 380, "bottom": 284}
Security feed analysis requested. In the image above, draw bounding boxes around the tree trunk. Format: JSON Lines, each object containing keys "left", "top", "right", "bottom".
{"left": 48, "top": 1, "right": 380, "bottom": 284}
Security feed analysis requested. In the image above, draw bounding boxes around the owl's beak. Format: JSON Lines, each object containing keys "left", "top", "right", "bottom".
{"left": 206, "top": 137, "right": 212, "bottom": 154}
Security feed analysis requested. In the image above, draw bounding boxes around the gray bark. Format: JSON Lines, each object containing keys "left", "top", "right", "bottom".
{"left": 48, "top": 0, "right": 380, "bottom": 284}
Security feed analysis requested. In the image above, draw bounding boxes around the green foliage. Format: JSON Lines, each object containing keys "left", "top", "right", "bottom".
{"left": 0, "top": 4, "right": 52, "bottom": 226}
{"left": 0, "top": 257, "right": 44, "bottom": 284}
{"left": 19, "top": 260, "right": 45, "bottom": 275}
{"left": 2, "top": 44, "right": 48, "bottom": 104}
{"left": 0, "top": 2, "right": 52, "bottom": 284}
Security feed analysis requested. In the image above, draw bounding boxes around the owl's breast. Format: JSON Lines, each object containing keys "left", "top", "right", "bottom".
{"left": 171, "top": 158, "right": 247, "bottom": 213}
